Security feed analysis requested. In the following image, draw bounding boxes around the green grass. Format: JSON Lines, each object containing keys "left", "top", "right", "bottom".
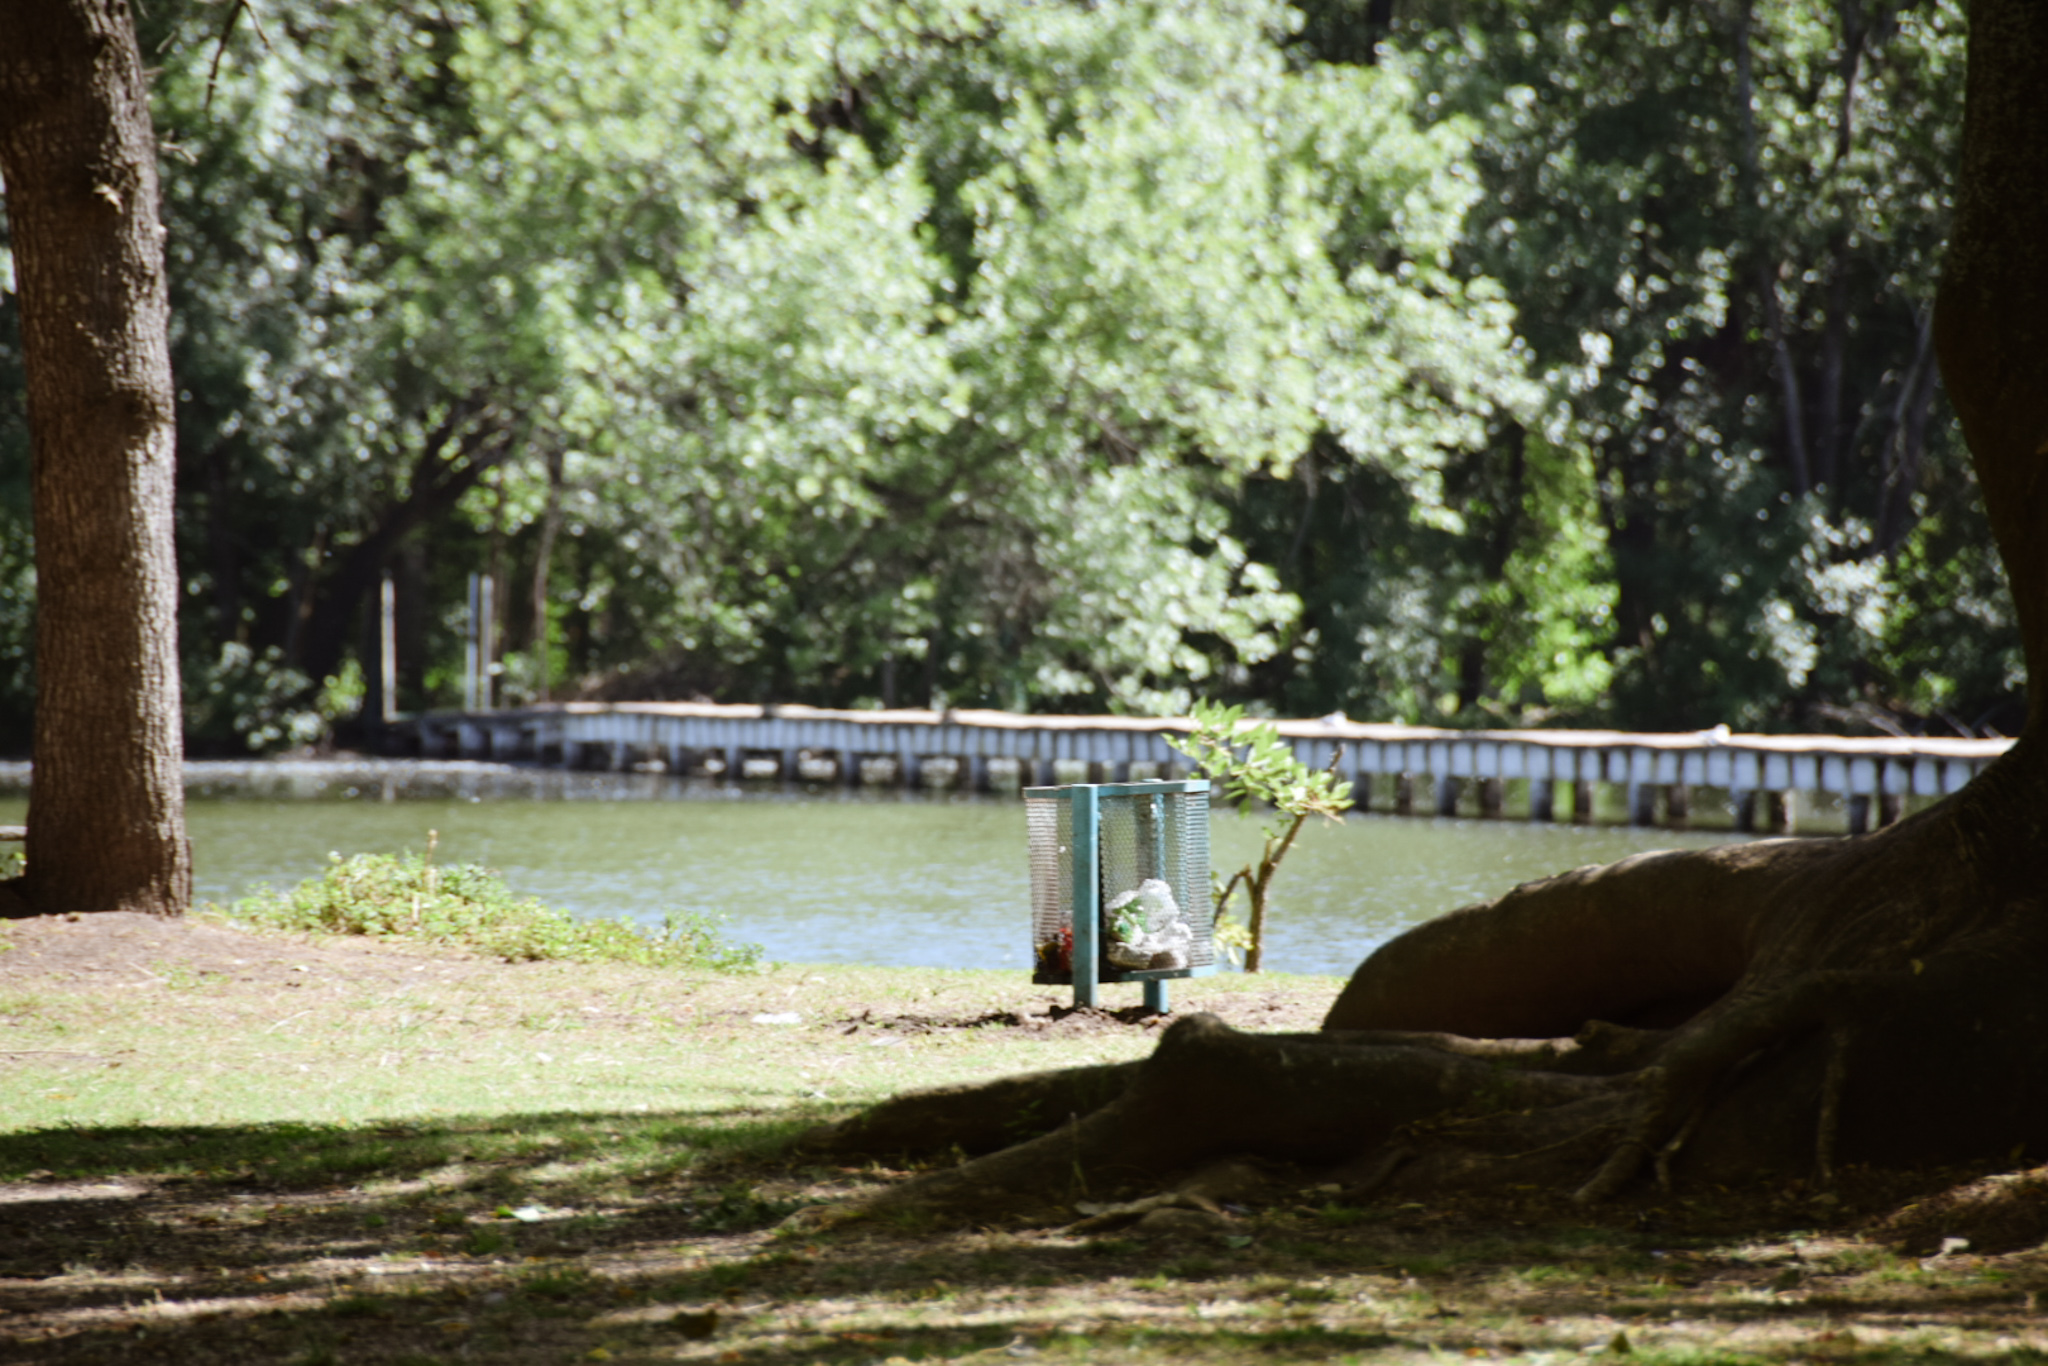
{"left": 7, "top": 914, "right": 2048, "bottom": 1365}
{"left": 224, "top": 835, "right": 765, "bottom": 971}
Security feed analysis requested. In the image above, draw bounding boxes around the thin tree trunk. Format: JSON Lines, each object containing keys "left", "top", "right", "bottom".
{"left": 1815, "top": 0, "right": 1867, "bottom": 499}
{"left": 530, "top": 449, "right": 563, "bottom": 702}
{"left": 203, "top": 443, "right": 243, "bottom": 643}
{"left": 1760, "top": 276, "right": 1812, "bottom": 496}
{"left": 292, "top": 410, "right": 513, "bottom": 689}
{"left": 1875, "top": 311, "right": 1938, "bottom": 558}
{"left": 0, "top": 0, "right": 191, "bottom": 915}
{"left": 1732, "top": 0, "right": 1812, "bottom": 496}
{"left": 1815, "top": 256, "right": 1848, "bottom": 493}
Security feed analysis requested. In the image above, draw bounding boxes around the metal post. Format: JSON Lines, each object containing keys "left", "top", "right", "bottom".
{"left": 1070, "top": 785, "right": 1100, "bottom": 1010}
{"left": 463, "top": 573, "right": 480, "bottom": 712}
{"left": 1147, "top": 792, "right": 1167, "bottom": 882}
{"left": 478, "top": 573, "right": 496, "bottom": 711}
{"left": 1144, "top": 979, "right": 1170, "bottom": 1014}
{"left": 379, "top": 574, "right": 398, "bottom": 724}
{"left": 1847, "top": 794, "right": 1872, "bottom": 836}
{"left": 1732, "top": 788, "right": 1757, "bottom": 832}
{"left": 1478, "top": 778, "right": 1504, "bottom": 818}
{"left": 1435, "top": 775, "right": 1458, "bottom": 817}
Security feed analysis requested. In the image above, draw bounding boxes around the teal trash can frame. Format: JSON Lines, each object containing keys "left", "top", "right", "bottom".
{"left": 1026, "top": 779, "right": 1216, "bottom": 1013}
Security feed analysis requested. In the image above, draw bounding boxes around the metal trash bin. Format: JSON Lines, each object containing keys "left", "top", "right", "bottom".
{"left": 1026, "top": 779, "right": 1215, "bottom": 1013}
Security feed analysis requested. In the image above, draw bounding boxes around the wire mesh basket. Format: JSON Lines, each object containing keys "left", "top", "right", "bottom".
{"left": 1026, "top": 779, "right": 1214, "bottom": 1010}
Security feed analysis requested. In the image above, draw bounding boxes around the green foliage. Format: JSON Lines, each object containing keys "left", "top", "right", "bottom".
{"left": 1872, "top": 503, "right": 2026, "bottom": 731}
{"left": 0, "top": 0, "right": 2018, "bottom": 748}
{"left": 1169, "top": 701, "right": 1353, "bottom": 971}
{"left": 184, "top": 643, "right": 358, "bottom": 753}
{"left": 1, "top": 0, "right": 1527, "bottom": 746}
{"left": 1347, "top": 0, "right": 2011, "bottom": 734}
{"left": 227, "top": 833, "right": 764, "bottom": 971}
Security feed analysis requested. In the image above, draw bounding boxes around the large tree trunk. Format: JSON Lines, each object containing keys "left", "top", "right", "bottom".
{"left": 1936, "top": 0, "right": 2048, "bottom": 733}
{"left": 790, "top": 0, "right": 2048, "bottom": 1228}
{"left": 0, "top": 0, "right": 191, "bottom": 916}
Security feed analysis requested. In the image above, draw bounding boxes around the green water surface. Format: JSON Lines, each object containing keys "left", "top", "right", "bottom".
{"left": 0, "top": 764, "right": 1751, "bottom": 976}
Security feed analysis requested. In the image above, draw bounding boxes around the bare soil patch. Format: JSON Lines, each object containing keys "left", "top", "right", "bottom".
{"left": 0, "top": 910, "right": 502, "bottom": 992}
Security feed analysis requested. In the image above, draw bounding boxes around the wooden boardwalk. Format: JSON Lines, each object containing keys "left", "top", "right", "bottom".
{"left": 410, "top": 702, "right": 2012, "bottom": 835}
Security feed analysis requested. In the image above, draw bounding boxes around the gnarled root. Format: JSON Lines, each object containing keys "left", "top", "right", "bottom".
{"left": 1322, "top": 839, "right": 1819, "bottom": 1037}
{"left": 815, "top": 1012, "right": 1609, "bottom": 1224}
{"left": 1571, "top": 969, "right": 1904, "bottom": 1201}
{"left": 796, "top": 1060, "right": 1140, "bottom": 1160}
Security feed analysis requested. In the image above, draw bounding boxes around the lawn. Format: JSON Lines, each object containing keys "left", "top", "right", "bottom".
{"left": 1, "top": 910, "right": 2043, "bottom": 1365}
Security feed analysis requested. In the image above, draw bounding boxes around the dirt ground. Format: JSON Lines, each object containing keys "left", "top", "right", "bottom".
{"left": 0, "top": 910, "right": 1335, "bottom": 1032}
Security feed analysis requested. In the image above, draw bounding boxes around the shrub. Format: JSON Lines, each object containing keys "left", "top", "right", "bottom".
{"left": 226, "top": 831, "right": 764, "bottom": 971}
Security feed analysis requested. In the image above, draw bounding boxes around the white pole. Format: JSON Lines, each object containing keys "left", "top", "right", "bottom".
{"left": 464, "top": 573, "right": 480, "bottom": 712}
{"left": 479, "top": 573, "right": 496, "bottom": 712}
{"left": 379, "top": 574, "right": 397, "bottom": 724}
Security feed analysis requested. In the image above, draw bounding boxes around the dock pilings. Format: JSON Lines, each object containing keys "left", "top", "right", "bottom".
{"left": 407, "top": 703, "right": 2008, "bottom": 834}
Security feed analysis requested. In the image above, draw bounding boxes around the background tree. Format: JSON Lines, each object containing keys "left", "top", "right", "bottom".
{"left": 1, "top": 0, "right": 2021, "bottom": 749}
{"left": 61, "top": 0, "right": 1528, "bottom": 736}
{"left": 0, "top": 0, "right": 191, "bottom": 915}
{"left": 1250, "top": 0, "right": 2018, "bottom": 734}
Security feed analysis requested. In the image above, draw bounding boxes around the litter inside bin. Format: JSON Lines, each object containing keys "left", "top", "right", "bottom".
{"left": 1104, "top": 877, "right": 1192, "bottom": 970}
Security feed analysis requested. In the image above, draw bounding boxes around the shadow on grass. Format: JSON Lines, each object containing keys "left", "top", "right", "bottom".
{"left": 2, "top": 1114, "right": 2044, "bottom": 1365}
{"left": 0, "top": 1106, "right": 808, "bottom": 1191}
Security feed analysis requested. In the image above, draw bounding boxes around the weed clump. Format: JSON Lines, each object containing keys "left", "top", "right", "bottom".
{"left": 225, "top": 831, "right": 763, "bottom": 971}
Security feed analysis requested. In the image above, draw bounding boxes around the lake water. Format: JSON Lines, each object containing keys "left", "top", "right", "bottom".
{"left": 0, "top": 760, "right": 1753, "bottom": 977}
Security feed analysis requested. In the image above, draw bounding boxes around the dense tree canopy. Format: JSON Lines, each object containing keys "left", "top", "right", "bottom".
{"left": 0, "top": 0, "right": 2023, "bottom": 749}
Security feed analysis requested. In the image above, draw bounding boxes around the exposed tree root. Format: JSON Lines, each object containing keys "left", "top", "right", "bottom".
{"left": 797, "top": 1060, "right": 1140, "bottom": 1160}
{"left": 790, "top": 740, "right": 2048, "bottom": 1231}
{"left": 1320, "top": 841, "right": 1810, "bottom": 1036}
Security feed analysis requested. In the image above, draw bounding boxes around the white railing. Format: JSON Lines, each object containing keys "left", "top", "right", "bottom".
{"left": 411, "top": 702, "right": 2013, "bottom": 834}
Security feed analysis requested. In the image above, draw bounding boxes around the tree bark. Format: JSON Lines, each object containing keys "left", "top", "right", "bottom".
{"left": 0, "top": 0, "right": 191, "bottom": 916}
{"left": 1934, "top": 0, "right": 2048, "bottom": 734}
